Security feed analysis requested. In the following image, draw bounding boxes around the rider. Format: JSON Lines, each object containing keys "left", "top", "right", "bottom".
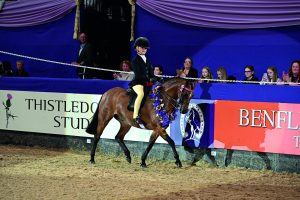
{"left": 130, "top": 37, "right": 154, "bottom": 125}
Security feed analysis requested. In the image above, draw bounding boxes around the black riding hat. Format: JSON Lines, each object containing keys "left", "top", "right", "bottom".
{"left": 134, "top": 37, "right": 150, "bottom": 49}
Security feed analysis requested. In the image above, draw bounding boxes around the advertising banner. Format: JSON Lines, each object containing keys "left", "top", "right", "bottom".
{"left": 214, "top": 100, "right": 300, "bottom": 155}
{"left": 0, "top": 90, "right": 161, "bottom": 143}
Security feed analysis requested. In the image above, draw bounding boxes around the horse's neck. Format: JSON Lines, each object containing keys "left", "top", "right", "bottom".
{"left": 160, "top": 79, "right": 186, "bottom": 111}
{"left": 163, "top": 79, "right": 184, "bottom": 98}
{"left": 161, "top": 86, "right": 179, "bottom": 112}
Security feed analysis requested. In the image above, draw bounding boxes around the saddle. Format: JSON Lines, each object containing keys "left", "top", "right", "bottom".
{"left": 127, "top": 86, "right": 152, "bottom": 111}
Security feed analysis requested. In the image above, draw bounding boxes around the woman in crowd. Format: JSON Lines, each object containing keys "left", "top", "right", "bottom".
{"left": 199, "top": 66, "right": 213, "bottom": 83}
{"left": 176, "top": 57, "right": 198, "bottom": 79}
{"left": 243, "top": 65, "right": 259, "bottom": 83}
{"left": 113, "top": 60, "right": 134, "bottom": 81}
{"left": 260, "top": 66, "right": 282, "bottom": 84}
{"left": 216, "top": 66, "right": 228, "bottom": 83}
{"left": 282, "top": 60, "right": 300, "bottom": 84}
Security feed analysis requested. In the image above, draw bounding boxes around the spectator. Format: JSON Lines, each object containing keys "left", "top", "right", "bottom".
{"left": 113, "top": 60, "right": 134, "bottom": 81}
{"left": 216, "top": 66, "right": 228, "bottom": 83}
{"left": 243, "top": 65, "right": 259, "bottom": 84}
{"left": 261, "top": 66, "right": 282, "bottom": 84}
{"left": 153, "top": 64, "right": 163, "bottom": 76}
{"left": 152, "top": 64, "right": 164, "bottom": 82}
{"left": 72, "top": 32, "right": 94, "bottom": 79}
{"left": 176, "top": 57, "right": 198, "bottom": 79}
{"left": 282, "top": 60, "right": 300, "bottom": 84}
{"left": 2, "top": 61, "right": 14, "bottom": 76}
{"left": 199, "top": 66, "right": 213, "bottom": 83}
{"left": 13, "top": 60, "right": 29, "bottom": 77}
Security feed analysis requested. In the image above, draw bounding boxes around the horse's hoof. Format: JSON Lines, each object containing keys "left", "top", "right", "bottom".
{"left": 175, "top": 161, "right": 182, "bottom": 168}
{"left": 140, "top": 163, "right": 147, "bottom": 168}
{"left": 213, "top": 162, "right": 219, "bottom": 167}
{"left": 89, "top": 160, "right": 95, "bottom": 164}
{"left": 224, "top": 159, "right": 230, "bottom": 167}
{"left": 126, "top": 157, "right": 132, "bottom": 164}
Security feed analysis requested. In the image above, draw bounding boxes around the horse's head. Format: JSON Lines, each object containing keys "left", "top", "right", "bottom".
{"left": 177, "top": 81, "right": 194, "bottom": 114}
{"left": 160, "top": 78, "right": 195, "bottom": 115}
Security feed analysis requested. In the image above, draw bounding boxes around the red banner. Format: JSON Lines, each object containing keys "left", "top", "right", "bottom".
{"left": 214, "top": 100, "right": 300, "bottom": 155}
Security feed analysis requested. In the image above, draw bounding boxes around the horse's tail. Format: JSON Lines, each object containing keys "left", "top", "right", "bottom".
{"left": 86, "top": 96, "right": 102, "bottom": 135}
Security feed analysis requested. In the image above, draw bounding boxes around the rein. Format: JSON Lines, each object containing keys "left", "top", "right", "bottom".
{"left": 160, "top": 90, "right": 180, "bottom": 109}
{"left": 159, "top": 84, "right": 192, "bottom": 109}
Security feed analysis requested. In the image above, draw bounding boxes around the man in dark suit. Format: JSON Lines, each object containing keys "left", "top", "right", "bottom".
{"left": 74, "top": 32, "right": 94, "bottom": 79}
{"left": 13, "top": 60, "right": 29, "bottom": 77}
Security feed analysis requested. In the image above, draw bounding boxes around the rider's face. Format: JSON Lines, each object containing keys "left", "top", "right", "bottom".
{"left": 136, "top": 46, "right": 148, "bottom": 55}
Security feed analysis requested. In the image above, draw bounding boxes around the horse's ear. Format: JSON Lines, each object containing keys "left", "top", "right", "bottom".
{"left": 185, "top": 80, "right": 194, "bottom": 90}
{"left": 180, "top": 84, "right": 185, "bottom": 92}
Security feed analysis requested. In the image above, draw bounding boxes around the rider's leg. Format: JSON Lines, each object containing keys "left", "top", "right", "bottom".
{"left": 132, "top": 84, "right": 144, "bottom": 119}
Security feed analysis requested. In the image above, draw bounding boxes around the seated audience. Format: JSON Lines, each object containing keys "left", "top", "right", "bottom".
{"left": 243, "top": 65, "right": 259, "bottom": 84}
{"left": 282, "top": 60, "right": 300, "bottom": 84}
{"left": 216, "top": 67, "right": 228, "bottom": 83}
{"left": 260, "top": 66, "right": 281, "bottom": 84}
{"left": 199, "top": 66, "right": 213, "bottom": 83}
{"left": 13, "top": 60, "right": 29, "bottom": 77}
{"left": 153, "top": 64, "right": 163, "bottom": 76}
{"left": 113, "top": 60, "right": 134, "bottom": 81}
{"left": 2, "top": 61, "right": 14, "bottom": 76}
{"left": 176, "top": 57, "right": 198, "bottom": 78}
{"left": 153, "top": 64, "right": 164, "bottom": 82}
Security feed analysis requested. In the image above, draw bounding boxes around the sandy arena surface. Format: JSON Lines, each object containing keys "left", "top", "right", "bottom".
{"left": 0, "top": 145, "right": 299, "bottom": 200}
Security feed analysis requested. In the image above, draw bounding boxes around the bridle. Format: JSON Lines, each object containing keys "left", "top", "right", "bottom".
{"left": 150, "top": 81, "right": 194, "bottom": 128}
{"left": 160, "top": 84, "right": 193, "bottom": 110}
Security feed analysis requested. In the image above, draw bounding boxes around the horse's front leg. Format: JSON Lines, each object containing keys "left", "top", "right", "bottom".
{"left": 140, "top": 131, "right": 159, "bottom": 168}
{"left": 160, "top": 129, "right": 182, "bottom": 168}
{"left": 115, "top": 124, "right": 132, "bottom": 163}
{"left": 90, "top": 135, "right": 100, "bottom": 164}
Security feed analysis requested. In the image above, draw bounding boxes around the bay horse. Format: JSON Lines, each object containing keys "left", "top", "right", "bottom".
{"left": 86, "top": 77, "right": 195, "bottom": 168}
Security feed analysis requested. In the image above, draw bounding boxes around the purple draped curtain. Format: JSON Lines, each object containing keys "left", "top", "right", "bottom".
{"left": 137, "top": 0, "right": 300, "bottom": 29}
{"left": 0, "top": 0, "right": 76, "bottom": 27}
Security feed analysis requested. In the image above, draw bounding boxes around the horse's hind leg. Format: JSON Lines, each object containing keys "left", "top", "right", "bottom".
{"left": 160, "top": 130, "right": 182, "bottom": 168}
{"left": 140, "top": 131, "right": 159, "bottom": 168}
{"left": 90, "top": 112, "right": 113, "bottom": 164}
{"left": 90, "top": 134, "right": 100, "bottom": 164}
{"left": 115, "top": 123, "right": 131, "bottom": 163}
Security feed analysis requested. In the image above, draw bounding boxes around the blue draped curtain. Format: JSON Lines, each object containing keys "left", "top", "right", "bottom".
{"left": 0, "top": 0, "right": 76, "bottom": 27}
{"left": 137, "top": 0, "right": 300, "bottom": 29}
